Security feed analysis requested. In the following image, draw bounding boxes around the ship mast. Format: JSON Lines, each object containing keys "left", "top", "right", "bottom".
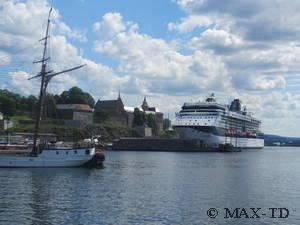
{"left": 30, "top": 3, "right": 85, "bottom": 156}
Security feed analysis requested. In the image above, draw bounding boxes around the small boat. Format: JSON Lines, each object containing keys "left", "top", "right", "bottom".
{"left": 0, "top": 4, "right": 101, "bottom": 168}
{"left": 218, "top": 143, "right": 242, "bottom": 152}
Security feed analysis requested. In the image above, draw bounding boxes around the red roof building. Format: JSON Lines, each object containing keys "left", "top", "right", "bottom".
{"left": 56, "top": 104, "right": 93, "bottom": 125}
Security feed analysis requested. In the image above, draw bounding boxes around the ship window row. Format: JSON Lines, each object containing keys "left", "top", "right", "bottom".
{"left": 219, "top": 124, "right": 260, "bottom": 131}
{"left": 179, "top": 120, "right": 259, "bottom": 132}
{"left": 220, "top": 117, "right": 260, "bottom": 126}
{"left": 180, "top": 112, "right": 219, "bottom": 115}
{"left": 185, "top": 123, "right": 203, "bottom": 125}
{"left": 222, "top": 125, "right": 259, "bottom": 131}
{"left": 219, "top": 115, "right": 260, "bottom": 124}
{"left": 182, "top": 115, "right": 217, "bottom": 119}
{"left": 183, "top": 117, "right": 215, "bottom": 120}
{"left": 218, "top": 120, "right": 260, "bottom": 128}
{"left": 219, "top": 123, "right": 259, "bottom": 129}
{"left": 189, "top": 117, "right": 213, "bottom": 122}
{"left": 224, "top": 123, "right": 259, "bottom": 129}
{"left": 56, "top": 150, "right": 78, "bottom": 155}
{"left": 179, "top": 116, "right": 260, "bottom": 129}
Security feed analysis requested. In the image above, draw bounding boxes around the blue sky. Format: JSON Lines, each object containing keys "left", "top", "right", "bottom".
{"left": 0, "top": 0, "right": 300, "bottom": 136}
{"left": 54, "top": 0, "right": 186, "bottom": 64}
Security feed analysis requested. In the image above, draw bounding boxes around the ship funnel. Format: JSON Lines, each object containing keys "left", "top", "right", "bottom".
{"left": 230, "top": 99, "right": 242, "bottom": 112}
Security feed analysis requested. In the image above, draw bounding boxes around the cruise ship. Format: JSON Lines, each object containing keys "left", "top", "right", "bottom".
{"left": 173, "top": 94, "right": 264, "bottom": 149}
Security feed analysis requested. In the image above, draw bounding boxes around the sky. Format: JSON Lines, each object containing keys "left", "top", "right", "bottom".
{"left": 0, "top": 0, "right": 300, "bottom": 137}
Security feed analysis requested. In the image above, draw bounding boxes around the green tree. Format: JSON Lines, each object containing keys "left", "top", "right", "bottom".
{"left": 94, "top": 109, "right": 110, "bottom": 123}
{"left": 133, "top": 108, "right": 145, "bottom": 126}
{"left": 25, "top": 95, "right": 38, "bottom": 112}
{"left": 0, "top": 95, "right": 16, "bottom": 116}
{"left": 0, "top": 89, "right": 37, "bottom": 115}
{"left": 43, "top": 94, "right": 57, "bottom": 119}
{"left": 57, "top": 86, "right": 95, "bottom": 108}
{"left": 146, "top": 114, "right": 156, "bottom": 128}
{"left": 146, "top": 114, "right": 158, "bottom": 134}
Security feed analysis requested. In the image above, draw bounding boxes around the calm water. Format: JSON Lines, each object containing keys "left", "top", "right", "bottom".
{"left": 0, "top": 147, "right": 299, "bottom": 225}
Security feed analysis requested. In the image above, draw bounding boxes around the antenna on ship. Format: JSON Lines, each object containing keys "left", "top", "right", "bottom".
{"left": 29, "top": 2, "right": 86, "bottom": 156}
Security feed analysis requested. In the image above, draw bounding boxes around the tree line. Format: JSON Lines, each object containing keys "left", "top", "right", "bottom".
{"left": 0, "top": 87, "right": 95, "bottom": 118}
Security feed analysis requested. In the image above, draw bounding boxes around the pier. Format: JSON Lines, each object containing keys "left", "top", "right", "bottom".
{"left": 111, "top": 138, "right": 241, "bottom": 152}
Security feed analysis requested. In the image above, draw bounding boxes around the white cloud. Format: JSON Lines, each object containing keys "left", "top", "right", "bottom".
{"left": 93, "top": 12, "right": 125, "bottom": 40}
{"left": 93, "top": 12, "right": 233, "bottom": 95}
{"left": 188, "top": 29, "right": 243, "bottom": 53}
{"left": 250, "top": 75, "right": 286, "bottom": 90}
{"left": 170, "top": 0, "right": 300, "bottom": 94}
{"left": 0, "top": 0, "right": 86, "bottom": 54}
{"left": 0, "top": 0, "right": 122, "bottom": 100}
{"left": 176, "top": 0, "right": 300, "bottom": 42}
{"left": 8, "top": 71, "right": 36, "bottom": 95}
{"left": 42, "top": 34, "right": 125, "bottom": 98}
{"left": 0, "top": 51, "right": 10, "bottom": 65}
{"left": 168, "top": 15, "right": 212, "bottom": 33}
{"left": 0, "top": 0, "right": 51, "bottom": 37}
{"left": 56, "top": 21, "right": 87, "bottom": 42}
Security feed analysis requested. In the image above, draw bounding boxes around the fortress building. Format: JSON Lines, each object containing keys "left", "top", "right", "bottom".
{"left": 94, "top": 94, "right": 163, "bottom": 135}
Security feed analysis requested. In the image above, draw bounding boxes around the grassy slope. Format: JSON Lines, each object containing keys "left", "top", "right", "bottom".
{"left": 8, "top": 116, "right": 141, "bottom": 141}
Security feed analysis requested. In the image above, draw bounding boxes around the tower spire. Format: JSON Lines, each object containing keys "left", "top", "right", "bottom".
{"left": 142, "top": 95, "right": 149, "bottom": 111}
{"left": 118, "top": 87, "right": 121, "bottom": 100}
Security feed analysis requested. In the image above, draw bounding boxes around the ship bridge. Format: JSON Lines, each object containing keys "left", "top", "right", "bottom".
{"left": 182, "top": 102, "right": 227, "bottom": 111}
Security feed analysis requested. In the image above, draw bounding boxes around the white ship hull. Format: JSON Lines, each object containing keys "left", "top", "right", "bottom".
{"left": 0, "top": 147, "right": 95, "bottom": 168}
{"left": 175, "top": 127, "right": 264, "bottom": 149}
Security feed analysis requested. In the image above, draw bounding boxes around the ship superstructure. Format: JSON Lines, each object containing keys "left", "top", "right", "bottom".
{"left": 173, "top": 94, "right": 264, "bottom": 148}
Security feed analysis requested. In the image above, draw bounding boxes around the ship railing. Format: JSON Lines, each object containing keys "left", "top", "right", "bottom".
{"left": 183, "top": 102, "right": 225, "bottom": 107}
{"left": 229, "top": 112, "right": 260, "bottom": 123}
{"left": 228, "top": 113, "right": 255, "bottom": 122}
{"left": 225, "top": 130, "right": 259, "bottom": 138}
{"left": 0, "top": 135, "right": 26, "bottom": 145}
{"left": 39, "top": 142, "right": 95, "bottom": 150}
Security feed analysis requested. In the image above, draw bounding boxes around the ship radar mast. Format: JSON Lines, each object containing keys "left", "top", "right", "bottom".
{"left": 205, "top": 93, "right": 216, "bottom": 102}
{"left": 29, "top": 2, "right": 86, "bottom": 156}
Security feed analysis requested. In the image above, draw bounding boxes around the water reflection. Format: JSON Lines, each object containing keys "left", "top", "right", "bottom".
{"left": 0, "top": 168, "right": 95, "bottom": 225}
{"left": 29, "top": 169, "right": 52, "bottom": 225}
{"left": 0, "top": 147, "right": 299, "bottom": 225}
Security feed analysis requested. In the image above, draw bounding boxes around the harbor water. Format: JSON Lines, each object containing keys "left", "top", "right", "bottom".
{"left": 0, "top": 147, "right": 299, "bottom": 225}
